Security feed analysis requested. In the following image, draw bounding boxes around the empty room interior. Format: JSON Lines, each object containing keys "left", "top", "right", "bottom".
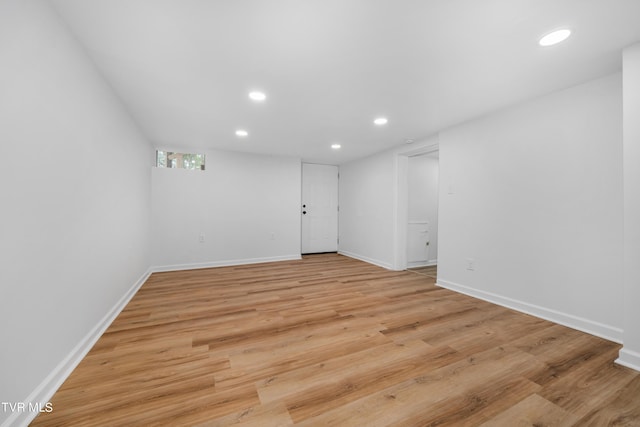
{"left": 2, "top": 0, "right": 640, "bottom": 425}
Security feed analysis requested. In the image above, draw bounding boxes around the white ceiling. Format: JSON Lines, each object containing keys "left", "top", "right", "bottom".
{"left": 52, "top": 0, "right": 640, "bottom": 165}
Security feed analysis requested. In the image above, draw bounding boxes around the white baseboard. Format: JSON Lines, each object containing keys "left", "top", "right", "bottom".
{"left": 436, "top": 278, "right": 623, "bottom": 344}
{"left": 3, "top": 268, "right": 152, "bottom": 427}
{"left": 338, "top": 250, "right": 393, "bottom": 270}
{"left": 616, "top": 348, "right": 640, "bottom": 372}
{"left": 407, "top": 260, "right": 438, "bottom": 268}
{"left": 151, "top": 254, "right": 302, "bottom": 273}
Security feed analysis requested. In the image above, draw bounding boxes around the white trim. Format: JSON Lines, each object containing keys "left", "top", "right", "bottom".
{"left": 339, "top": 250, "right": 394, "bottom": 270}
{"left": 398, "top": 141, "right": 440, "bottom": 158}
{"left": 151, "top": 254, "right": 302, "bottom": 273}
{"left": 393, "top": 139, "right": 440, "bottom": 271}
{"left": 392, "top": 153, "right": 408, "bottom": 270}
{"left": 616, "top": 348, "right": 640, "bottom": 372}
{"left": 407, "top": 260, "right": 438, "bottom": 269}
{"left": 436, "top": 278, "right": 623, "bottom": 344}
{"left": 3, "top": 269, "right": 153, "bottom": 427}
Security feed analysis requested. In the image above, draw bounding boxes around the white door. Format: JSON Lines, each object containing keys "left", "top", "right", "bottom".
{"left": 301, "top": 163, "right": 338, "bottom": 254}
{"left": 407, "top": 221, "right": 430, "bottom": 267}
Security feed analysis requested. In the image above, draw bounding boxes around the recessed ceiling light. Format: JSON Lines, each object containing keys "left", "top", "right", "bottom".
{"left": 235, "top": 129, "right": 248, "bottom": 137}
{"left": 248, "top": 91, "right": 266, "bottom": 101}
{"left": 374, "top": 117, "right": 388, "bottom": 126}
{"left": 331, "top": 143, "right": 341, "bottom": 149}
{"left": 539, "top": 29, "right": 571, "bottom": 47}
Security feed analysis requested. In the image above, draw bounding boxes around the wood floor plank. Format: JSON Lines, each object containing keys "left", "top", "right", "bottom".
{"left": 257, "top": 340, "right": 443, "bottom": 418}
{"left": 575, "top": 374, "right": 640, "bottom": 426}
{"left": 479, "top": 394, "right": 580, "bottom": 426}
{"left": 214, "top": 332, "right": 392, "bottom": 393}
{"left": 193, "top": 401, "right": 294, "bottom": 427}
{"left": 537, "top": 345, "right": 636, "bottom": 419}
{"left": 296, "top": 345, "right": 540, "bottom": 426}
{"left": 31, "top": 254, "right": 640, "bottom": 426}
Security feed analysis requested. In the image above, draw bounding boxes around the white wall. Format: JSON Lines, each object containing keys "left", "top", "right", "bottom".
{"left": 407, "top": 154, "right": 439, "bottom": 265}
{"left": 619, "top": 43, "right": 640, "bottom": 370}
{"left": 0, "top": 1, "right": 153, "bottom": 425}
{"left": 338, "top": 137, "right": 439, "bottom": 270}
{"left": 338, "top": 150, "right": 397, "bottom": 269}
{"left": 437, "top": 73, "right": 624, "bottom": 341}
{"left": 339, "top": 73, "right": 624, "bottom": 342}
{"left": 151, "top": 150, "right": 301, "bottom": 269}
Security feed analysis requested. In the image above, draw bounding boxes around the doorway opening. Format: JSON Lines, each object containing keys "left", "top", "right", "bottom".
{"left": 406, "top": 151, "right": 439, "bottom": 270}
{"left": 408, "top": 265, "right": 438, "bottom": 279}
{"left": 393, "top": 142, "right": 439, "bottom": 273}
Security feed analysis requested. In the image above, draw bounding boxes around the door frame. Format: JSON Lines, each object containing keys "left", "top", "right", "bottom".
{"left": 393, "top": 141, "right": 439, "bottom": 271}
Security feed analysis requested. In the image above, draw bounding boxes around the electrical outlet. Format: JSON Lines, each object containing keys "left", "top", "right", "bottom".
{"left": 199, "top": 233, "right": 205, "bottom": 243}
{"left": 466, "top": 258, "right": 475, "bottom": 271}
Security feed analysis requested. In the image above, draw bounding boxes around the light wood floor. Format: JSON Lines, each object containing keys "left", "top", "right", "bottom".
{"left": 33, "top": 254, "right": 640, "bottom": 426}
{"left": 408, "top": 265, "right": 437, "bottom": 279}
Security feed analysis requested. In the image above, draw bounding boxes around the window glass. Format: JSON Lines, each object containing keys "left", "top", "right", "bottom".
{"left": 156, "top": 151, "right": 205, "bottom": 170}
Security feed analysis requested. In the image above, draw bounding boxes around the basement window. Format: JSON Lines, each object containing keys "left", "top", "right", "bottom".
{"left": 156, "top": 150, "right": 205, "bottom": 170}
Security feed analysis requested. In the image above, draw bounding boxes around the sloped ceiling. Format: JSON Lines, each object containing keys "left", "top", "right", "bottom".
{"left": 52, "top": 0, "right": 640, "bottom": 164}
